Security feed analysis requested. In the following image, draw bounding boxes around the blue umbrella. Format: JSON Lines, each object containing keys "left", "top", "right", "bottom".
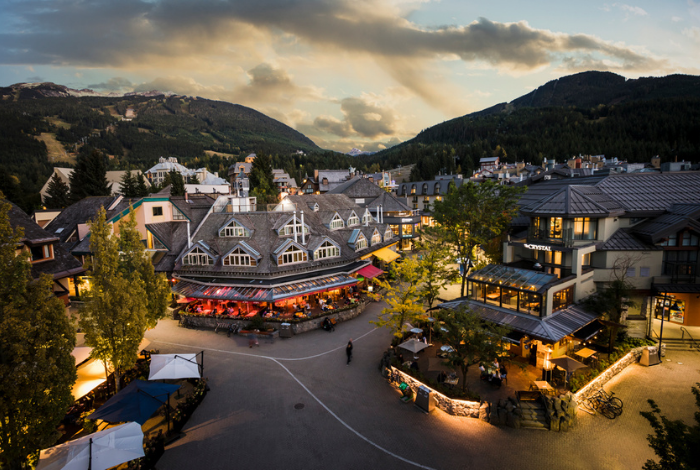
{"left": 89, "top": 380, "right": 180, "bottom": 425}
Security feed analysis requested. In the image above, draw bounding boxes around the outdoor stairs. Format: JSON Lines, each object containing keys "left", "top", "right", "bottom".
{"left": 658, "top": 337, "right": 700, "bottom": 351}
{"left": 518, "top": 400, "right": 549, "bottom": 430}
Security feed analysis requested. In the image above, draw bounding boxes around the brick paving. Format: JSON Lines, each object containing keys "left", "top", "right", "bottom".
{"left": 148, "top": 301, "right": 700, "bottom": 470}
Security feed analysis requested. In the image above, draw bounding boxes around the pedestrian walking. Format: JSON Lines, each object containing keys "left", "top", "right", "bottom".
{"left": 346, "top": 339, "right": 353, "bottom": 365}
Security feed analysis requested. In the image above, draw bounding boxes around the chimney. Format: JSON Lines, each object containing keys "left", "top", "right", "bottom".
{"left": 187, "top": 220, "right": 192, "bottom": 249}
{"left": 293, "top": 210, "right": 298, "bottom": 243}
{"left": 301, "top": 210, "right": 306, "bottom": 244}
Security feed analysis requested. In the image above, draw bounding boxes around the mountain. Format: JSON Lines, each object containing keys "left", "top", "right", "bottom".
{"left": 0, "top": 82, "right": 321, "bottom": 209}
{"left": 368, "top": 72, "right": 700, "bottom": 180}
{"left": 346, "top": 148, "right": 375, "bottom": 157}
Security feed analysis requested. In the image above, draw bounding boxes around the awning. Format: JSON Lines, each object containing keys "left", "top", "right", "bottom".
{"left": 573, "top": 320, "right": 604, "bottom": 341}
{"left": 72, "top": 359, "right": 107, "bottom": 400}
{"left": 372, "top": 247, "right": 400, "bottom": 263}
{"left": 356, "top": 265, "right": 384, "bottom": 279}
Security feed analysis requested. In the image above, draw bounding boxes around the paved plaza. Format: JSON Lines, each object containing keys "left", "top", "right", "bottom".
{"left": 147, "top": 301, "right": 700, "bottom": 470}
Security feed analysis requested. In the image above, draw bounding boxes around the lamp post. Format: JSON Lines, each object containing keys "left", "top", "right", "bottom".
{"left": 658, "top": 292, "right": 668, "bottom": 361}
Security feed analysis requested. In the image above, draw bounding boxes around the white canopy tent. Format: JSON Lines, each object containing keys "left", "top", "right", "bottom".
{"left": 148, "top": 353, "right": 202, "bottom": 380}
{"left": 398, "top": 338, "right": 429, "bottom": 354}
{"left": 37, "top": 422, "right": 144, "bottom": 470}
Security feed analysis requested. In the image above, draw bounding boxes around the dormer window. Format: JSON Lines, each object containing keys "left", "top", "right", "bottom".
{"left": 371, "top": 229, "right": 381, "bottom": 246}
{"left": 223, "top": 247, "right": 256, "bottom": 267}
{"left": 173, "top": 206, "right": 187, "bottom": 220}
{"left": 355, "top": 233, "right": 368, "bottom": 251}
{"left": 362, "top": 210, "right": 373, "bottom": 224}
{"left": 220, "top": 219, "right": 250, "bottom": 237}
{"left": 313, "top": 203, "right": 319, "bottom": 212}
{"left": 278, "top": 216, "right": 310, "bottom": 236}
{"left": 314, "top": 240, "right": 340, "bottom": 260}
{"left": 30, "top": 244, "right": 54, "bottom": 263}
{"left": 347, "top": 211, "right": 360, "bottom": 226}
{"left": 411, "top": 185, "right": 416, "bottom": 195}
{"left": 434, "top": 183, "right": 440, "bottom": 194}
{"left": 277, "top": 243, "right": 308, "bottom": 265}
{"left": 330, "top": 213, "right": 344, "bottom": 230}
{"left": 384, "top": 226, "right": 393, "bottom": 240}
{"left": 182, "top": 246, "right": 213, "bottom": 266}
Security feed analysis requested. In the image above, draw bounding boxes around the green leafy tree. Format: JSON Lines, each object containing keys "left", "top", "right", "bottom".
{"left": 78, "top": 207, "right": 147, "bottom": 392}
{"left": 135, "top": 172, "right": 149, "bottom": 197}
{"left": 69, "top": 149, "right": 112, "bottom": 202}
{"left": 169, "top": 170, "right": 186, "bottom": 197}
{"left": 44, "top": 173, "right": 71, "bottom": 209}
{"left": 0, "top": 196, "right": 76, "bottom": 469}
{"left": 118, "top": 210, "right": 170, "bottom": 328}
{"left": 249, "top": 152, "right": 278, "bottom": 205}
{"left": 119, "top": 169, "right": 138, "bottom": 198}
{"left": 371, "top": 257, "right": 426, "bottom": 341}
{"left": 640, "top": 383, "right": 700, "bottom": 470}
{"left": 436, "top": 306, "right": 511, "bottom": 392}
{"left": 430, "top": 180, "right": 525, "bottom": 296}
{"left": 415, "top": 234, "right": 458, "bottom": 309}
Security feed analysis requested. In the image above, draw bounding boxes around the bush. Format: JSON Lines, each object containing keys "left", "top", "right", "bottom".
{"left": 246, "top": 314, "right": 265, "bottom": 331}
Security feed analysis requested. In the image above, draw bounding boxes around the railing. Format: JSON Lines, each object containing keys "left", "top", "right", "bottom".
{"left": 680, "top": 327, "right": 700, "bottom": 351}
{"left": 527, "top": 228, "right": 574, "bottom": 247}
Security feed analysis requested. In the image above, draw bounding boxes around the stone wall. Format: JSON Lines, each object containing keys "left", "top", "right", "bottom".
{"left": 388, "top": 367, "right": 483, "bottom": 419}
{"left": 574, "top": 346, "right": 647, "bottom": 401}
{"left": 179, "top": 301, "right": 368, "bottom": 335}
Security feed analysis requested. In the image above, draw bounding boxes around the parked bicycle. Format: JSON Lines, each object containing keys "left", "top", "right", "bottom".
{"left": 580, "top": 388, "right": 623, "bottom": 419}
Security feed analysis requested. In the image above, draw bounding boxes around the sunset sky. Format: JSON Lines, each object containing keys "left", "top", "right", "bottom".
{"left": 1, "top": 0, "right": 699, "bottom": 153}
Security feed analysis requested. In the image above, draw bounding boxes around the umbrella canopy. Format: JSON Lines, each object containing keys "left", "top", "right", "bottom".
{"left": 149, "top": 354, "right": 201, "bottom": 380}
{"left": 89, "top": 380, "right": 180, "bottom": 424}
{"left": 410, "top": 328, "right": 423, "bottom": 334}
{"left": 37, "top": 422, "right": 144, "bottom": 470}
{"left": 398, "top": 338, "right": 429, "bottom": 354}
{"left": 550, "top": 356, "right": 587, "bottom": 373}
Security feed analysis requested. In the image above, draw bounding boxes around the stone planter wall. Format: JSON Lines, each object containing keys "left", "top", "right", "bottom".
{"left": 574, "top": 346, "right": 648, "bottom": 401}
{"left": 179, "top": 301, "right": 368, "bottom": 335}
{"left": 388, "top": 367, "right": 483, "bottom": 419}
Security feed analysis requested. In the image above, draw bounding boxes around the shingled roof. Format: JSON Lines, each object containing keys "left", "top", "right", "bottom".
{"left": 44, "top": 196, "right": 119, "bottom": 244}
{"left": 597, "top": 229, "right": 659, "bottom": 251}
{"left": 595, "top": 173, "right": 700, "bottom": 214}
{"left": 630, "top": 203, "right": 700, "bottom": 244}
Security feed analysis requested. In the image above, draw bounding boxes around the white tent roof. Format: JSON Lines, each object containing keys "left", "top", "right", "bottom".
{"left": 148, "top": 354, "right": 201, "bottom": 380}
{"left": 37, "top": 422, "right": 144, "bottom": 470}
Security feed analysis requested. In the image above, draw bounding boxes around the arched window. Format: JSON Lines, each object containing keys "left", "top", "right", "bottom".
{"left": 410, "top": 185, "right": 416, "bottom": 195}
{"left": 314, "top": 240, "right": 340, "bottom": 260}
{"left": 347, "top": 211, "right": 360, "bottom": 226}
{"left": 220, "top": 219, "right": 249, "bottom": 237}
{"left": 371, "top": 229, "right": 381, "bottom": 246}
{"left": 330, "top": 213, "right": 344, "bottom": 229}
{"left": 277, "top": 244, "right": 308, "bottom": 265}
{"left": 355, "top": 234, "right": 368, "bottom": 251}
{"left": 223, "top": 247, "right": 256, "bottom": 267}
{"left": 182, "top": 247, "right": 213, "bottom": 266}
{"left": 422, "top": 183, "right": 428, "bottom": 193}
{"left": 434, "top": 183, "right": 441, "bottom": 194}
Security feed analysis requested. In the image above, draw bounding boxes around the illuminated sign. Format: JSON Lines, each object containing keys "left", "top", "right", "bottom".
{"left": 401, "top": 218, "right": 413, "bottom": 223}
{"left": 524, "top": 243, "right": 552, "bottom": 251}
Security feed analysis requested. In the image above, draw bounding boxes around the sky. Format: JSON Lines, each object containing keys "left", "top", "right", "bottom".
{"left": 1, "top": 1, "right": 699, "bottom": 153}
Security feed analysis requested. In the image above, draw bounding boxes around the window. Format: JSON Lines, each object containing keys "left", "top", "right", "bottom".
{"left": 581, "top": 252, "right": 591, "bottom": 268}
{"left": 663, "top": 250, "right": 698, "bottom": 276}
{"left": 279, "top": 217, "right": 309, "bottom": 236}
{"left": 224, "top": 247, "right": 256, "bottom": 267}
{"left": 305, "top": 186, "right": 314, "bottom": 194}
{"left": 330, "top": 214, "right": 344, "bottom": 230}
{"left": 640, "top": 267, "right": 650, "bottom": 277}
{"left": 410, "top": 185, "right": 416, "bottom": 195}
{"left": 221, "top": 220, "right": 249, "bottom": 237}
{"left": 681, "top": 232, "right": 699, "bottom": 246}
{"left": 544, "top": 251, "right": 563, "bottom": 265}
{"left": 173, "top": 206, "right": 187, "bottom": 220}
{"left": 661, "top": 234, "right": 677, "bottom": 247}
{"left": 371, "top": 230, "right": 381, "bottom": 246}
{"left": 402, "top": 225, "right": 412, "bottom": 237}
{"left": 384, "top": 226, "right": 393, "bottom": 240}
{"left": 314, "top": 241, "right": 340, "bottom": 260}
{"left": 355, "top": 234, "right": 368, "bottom": 251}
{"left": 552, "top": 286, "right": 574, "bottom": 312}
{"left": 152, "top": 236, "right": 166, "bottom": 250}
{"left": 278, "top": 244, "right": 308, "bottom": 265}
{"left": 549, "top": 217, "right": 563, "bottom": 239}
{"left": 152, "top": 206, "right": 163, "bottom": 217}
{"left": 362, "top": 211, "right": 373, "bottom": 224}
{"left": 434, "top": 183, "right": 440, "bottom": 194}
{"left": 183, "top": 247, "right": 212, "bottom": 266}
{"left": 30, "top": 244, "right": 53, "bottom": 262}
{"left": 626, "top": 267, "right": 636, "bottom": 277}
{"left": 573, "top": 218, "right": 597, "bottom": 240}
{"left": 347, "top": 212, "right": 360, "bottom": 226}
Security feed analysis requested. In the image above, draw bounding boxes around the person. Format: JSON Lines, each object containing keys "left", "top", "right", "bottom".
{"left": 422, "top": 336, "right": 427, "bottom": 344}
{"left": 499, "top": 364, "right": 507, "bottom": 381}
{"left": 346, "top": 339, "right": 353, "bottom": 365}
{"left": 437, "top": 371, "right": 446, "bottom": 383}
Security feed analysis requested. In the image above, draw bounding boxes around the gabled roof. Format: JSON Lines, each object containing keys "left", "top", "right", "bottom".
{"left": 521, "top": 185, "right": 625, "bottom": 217}
{"left": 219, "top": 216, "right": 253, "bottom": 236}
{"left": 223, "top": 241, "right": 261, "bottom": 259}
{"left": 327, "top": 176, "right": 384, "bottom": 198}
{"left": 44, "top": 196, "right": 118, "bottom": 244}
{"left": 367, "top": 191, "right": 410, "bottom": 212}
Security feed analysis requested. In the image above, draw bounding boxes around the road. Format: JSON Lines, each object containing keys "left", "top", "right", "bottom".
{"left": 147, "top": 302, "right": 700, "bottom": 470}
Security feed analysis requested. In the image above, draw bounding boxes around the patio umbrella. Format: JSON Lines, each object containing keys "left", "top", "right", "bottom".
{"left": 410, "top": 328, "right": 423, "bottom": 335}
{"left": 37, "top": 422, "right": 144, "bottom": 470}
{"left": 149, "top": 353, "right": 201, "bottom": 380}
{"left": 398, "top": 338, "right": 429, "bottom": 354}
{"left": 549, "top": 356, "right": 587, "bottom": 373}
{"left": 89, "top": 380, "right": 180, "bottom": 425}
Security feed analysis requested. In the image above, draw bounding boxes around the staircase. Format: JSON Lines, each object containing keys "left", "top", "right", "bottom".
{"left": 518, "top": 396, "right": 549, "bottom": 430}
{"left": 658, "top": 337, "right": 700, "bottom": 351}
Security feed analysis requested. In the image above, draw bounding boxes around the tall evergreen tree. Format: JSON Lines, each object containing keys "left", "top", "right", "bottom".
{"left": 135, "top": 172, "right": 150, "bottom": 197}
{"left": 69, "top": 149, "right": 111, "bottom": 202}
{"left": 248, "top": 153, "right": 278, "bottom": 206}
{"left": 44, "top": 173, "right": 71, "bottom": 209}
{"left": 0, "top": 196, "right": 76, "bottom": 469}
{"left": 119, "top": 169, "right": 137, "bottom": 198}
{"left": 169, "top": 170, "right": 186, "bottom": 197}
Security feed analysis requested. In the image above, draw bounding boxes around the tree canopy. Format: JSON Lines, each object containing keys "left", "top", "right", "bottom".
{"left": 69, "top": 149, "right": 112, "bottom": 202}
{"left": 0, "top": 196, "right": 76, "bottom": 469}
{"left": 249, "top": 152, "right": 279, "bottom": 205}
{"left": 44, "top": 173, "right": 70, "bottom": 209}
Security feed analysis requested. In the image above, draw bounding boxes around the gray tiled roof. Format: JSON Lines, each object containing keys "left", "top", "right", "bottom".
{"left": 44, "top": 196, "right": 119, "bottom": 244}
{"left": 397, "top": 178, "right": 464, "bottom": 197}
{"left": 631, "top": 203, "right": 700, "bottom": 244}
{"left": 521, "top": 185, "right": 625, "bottom": 217}
{"left": 595, "top": 173, "right": 700, "bottom": 213}
{"left": 597, "top": 229, "right": 659, "bottom": 251}
{"left": 327, "top": 177, "right": 383, "bottom": 198}
{"left": 366, "top": 191, "right": 411, "bottom": 213}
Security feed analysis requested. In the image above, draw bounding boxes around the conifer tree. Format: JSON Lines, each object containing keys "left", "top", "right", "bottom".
{"left": 249, "top": 152, "right": 278, "bottom": 205}
{"left": 119, "top": 169, "right": 137, "bottom": 198}
{"left": 169, "top": 170, "right": 186, "bottom": 197}
{"left": 135, "top": 172, "right": 149, "bottom": 197}
{"left": 44, "top": 173, "right": 70, "bottom": 209}
{"left": 69, "top": 149, "right": 111, "bottom": 202}
{"left": 0, "top": 195, "right": 76, "bottom": 469}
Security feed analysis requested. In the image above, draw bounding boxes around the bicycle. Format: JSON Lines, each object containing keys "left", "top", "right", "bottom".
{"left": 581, "top": 388, "right": 623, "bottom": 419}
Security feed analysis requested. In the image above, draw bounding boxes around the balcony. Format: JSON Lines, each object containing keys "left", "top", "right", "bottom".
{"left": 527, "top": 228, "right": 574, "bottom": 247}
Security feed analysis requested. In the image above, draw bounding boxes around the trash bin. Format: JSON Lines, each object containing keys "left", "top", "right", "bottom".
{"left": 415, "top": 385, "right": 435, "bottom": 413}
{"left": 279, "top": 323, "right": 293, "bottom": 338}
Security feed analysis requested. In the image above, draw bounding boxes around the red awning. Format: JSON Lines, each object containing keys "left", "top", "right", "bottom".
{"left": 357, "top": 265, "right": 384, "bottom": 279}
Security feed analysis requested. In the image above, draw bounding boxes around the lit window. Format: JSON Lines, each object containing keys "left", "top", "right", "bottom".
{"left": 384, "top": 227, "right": 393, "bottom": 240}
{"left": 362, "top": 211, "right": 373, "bottom": 224}
{"left": 348, "top": 212, "right": 360, "bottom": 226}
{"left": 224, "top": 247, "right": 256, "bottom": 267}
{"left": 182, "top": 247, "right": 213, "bottom": 266}
{"left": 279, "top": 217, "right": 309, "bottom": 236}
{"left": 278, "top": 244, "right": 308, "bottom": 265}
{"left": 371, "top": 230, "right": 381, "bottom": 246}
{"left": 330, "top": 214, "right": 344, "bottom": 230}
{"left": 220, "top": 220, "right": 250, "bottom": 237}
{"left": 314, "top": 241, "right": 340, "bottom": 260}
{"left": 355, "top": 234, "right": 368, "bottom": 251}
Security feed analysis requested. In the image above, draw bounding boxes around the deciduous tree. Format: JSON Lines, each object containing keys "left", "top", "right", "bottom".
{"left": 0, "top": 196, "right": 76, "bottom": 469}
{"left": 415, "top": 234, "right": 458, "bottom": 309}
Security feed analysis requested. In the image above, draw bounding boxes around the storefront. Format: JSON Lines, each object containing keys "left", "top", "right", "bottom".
{"left": 653, "top": 285, "right": 700, "bottom": 326}
{"left": 383, "top": 214, "right": 421, "bottom": 251}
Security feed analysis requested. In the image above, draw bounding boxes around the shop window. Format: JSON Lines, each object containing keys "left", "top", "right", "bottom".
{"left": 519, "top": 292, "right": 541, "bottom": 316}
{"left": 314, "top": 241, "right": 340, "bottom": 260}
{"left": 552, "top": 286, "right": 574, "bottom": 312}
{"left": 330, "top": 214, "right": 344, "bottom": 230}
{"left": 152, "top": 206, "right": 163, "bottom": 217}
{"left": 500, "top": 288, "right": 518, "bottom": 310}
{"left": 484, "top": 284, "right": 500, "bottom": 307}
{"left": 277, "top": 244, "right": 308, "bottom": 265}
{"left": 224, "top": 247, "right": 256, "bottom": 267}
{"left": 391, "top": 225, "right": 399, "bottom": 236}
{"left": 402, "top": 225, "right": 412, "bottom": 237}
{"left": 183, "top": 247, "right": 213, "bottom": 266}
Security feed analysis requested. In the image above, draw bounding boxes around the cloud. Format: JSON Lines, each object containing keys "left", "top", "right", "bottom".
{"left": 231, "top": 63, "right": 323, "bottom": 105}
{"left": 683, "top": 26, "right": 700, "bottom": 42}
{"left": 88, "top": 77, "right": 133, "bottom": 91}
{"left": 671, "top": 16, "right": 683, "bottom": 22}
{"left": 614, "top": 4, "right": 648, "bottom": 17}
{"left": 312, "top": 96, "right": 397, "bottom": 139}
